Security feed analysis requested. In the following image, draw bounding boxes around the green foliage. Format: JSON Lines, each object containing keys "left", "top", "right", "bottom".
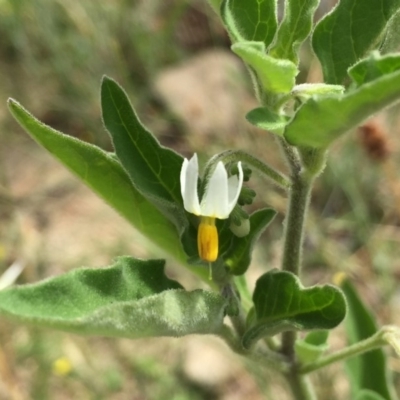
{"left": 269, "top": 0, "right": 320, "bottom": 64}
{"left": 342, "top": 279, "right": 397, "bottom": 400}
{"left": 349, "top": 52, "right": 400, "bottom": 85}
{"left": 224, "top": 208, "right": 277, "bottom": 275}
{"left": 0, "top": 257, "right": 227, "bottom": 338}
{"left": 381, "top": 9, "right": 400, "bottom": 52}
{"left": 355, "top": 390, "right": 388, "bottom": 400}
{"left": 7, "top": 98, "right": 184, "bottom": 261}
{"left": 101, "top": 76, "right": 186, "bottom": 229}
{"left": 291, "top": 83, "right": 344, "bottom": 99}
{"left": 295, "top": 330, "right": 329, "bottom": 364}
{"left": 232, "top": 41, "right": 298, "bottom": 94}
{"left": 242, "top": 270, "right": 346, "bottom": 348}
{"left": 207, "top": 0, "right": 224, "bottom": 15}
{"left": 221, "top": 0, "right": 277, "bottom": 47}
{"left": 245, "top": 107, "right": 289, "bottom": 135}
{"left": 5, "top": 0, "right": 400, "bottom": 397}
{"left": 312, "top": 0, "right": 400, "bottom": 84}
{"left": 284, "top": 66, "right": 400, "bottom": 147}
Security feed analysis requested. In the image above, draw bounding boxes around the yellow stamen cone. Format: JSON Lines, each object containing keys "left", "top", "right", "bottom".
{"left": 198, "top": 217, "right": 218, "bottom": 262}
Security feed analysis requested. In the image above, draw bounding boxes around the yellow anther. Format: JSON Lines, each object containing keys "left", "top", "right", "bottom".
{"left": 197, "top": 217, "right": 218, "bottom": 262}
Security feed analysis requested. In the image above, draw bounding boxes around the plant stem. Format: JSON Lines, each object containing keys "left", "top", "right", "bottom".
{"left": 278, "top": 137, "right": 302, "bottom": 174}
{"left": 218, "top": 325, "right": 291, "bottom": 374}
{"left": 299, "top": 327, "right": 392, "bottom": 374}
{"left": 280, "top": 170, "right": 313, "bottom": 358}
{"left": 286, "top": 370, "right": 317, "bottom": 400}
{"left": 281, "top": 173, "right": 312, "bottom": 276}
{"left": 277, "top": 139, "right": 317, "bottom": 400}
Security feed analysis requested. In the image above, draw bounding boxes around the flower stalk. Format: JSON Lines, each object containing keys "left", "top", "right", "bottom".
{"left": 203, "top": 150, "right": 291, "bottom": 190}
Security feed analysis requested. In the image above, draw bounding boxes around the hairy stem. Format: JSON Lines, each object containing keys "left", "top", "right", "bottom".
{"left": 281, "top": 173, "right": 312, "bottom": 276}
{"left": 286, "top": 370, "right": 317, "bottom": 400}
{"left": 281, "top": 171, "right": 313, "bottom": 358}
{"left": 218, "top": 325, "right": 291, "bottom": 374}
{"left": 203, "top": 149, "right": 291, "bottom": 189}
{"left": 278, "top": 137, "right": 302, "bottom": 174}
{"left": 277, "top": 139, "right": 316, "bottom": 400}
{"left": 299, "top": 326, "right": 398, "bottom": 374}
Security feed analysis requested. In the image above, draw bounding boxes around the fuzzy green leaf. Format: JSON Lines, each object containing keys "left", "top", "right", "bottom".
{"left": 0, "top": 257, "right": 227, "bottom": 338}
{"left": 269, "top": 0, "right": 320, "bottom": 64}
{"left": 284, "top": 68, "right": 400, "bottom": 148}
{"left": 342, "top": 279, "right": 397, "bottom": 400}
{"left": 221, "top": 0, "right": 277, "bottom": 47}
{"left": 232, "top": 42, "right": 298, "bottom": 94}
{"left": 349, "top": 52, "right": 400, "bottom": 86}
{"left": 291, "top": 83, "right": 344, "bottom": 99}
{"left": 381, "top": 9, "right": 400, "bottom": 53}
{"left": 7, "top": 99, "right": 185, "bottom": 261}
{"left": 242, "top": 270, "right": 346, "bottom": 348}
{"left": 246, "top": 107, "right": 289, "bottom": 135}
{"left": 225, "top": 208, "right": 277, "bottom": 275}
{"left": 101, "top": 76, "right": 186, "bottom": 227}
{"left": 312, "top": 0, "right": 400, "bottom": 84}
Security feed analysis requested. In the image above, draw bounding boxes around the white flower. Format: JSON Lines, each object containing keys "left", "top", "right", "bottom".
{"left": 180, "top": 153, "right": 243, "bottom": 262}
{"left": 180, "top": 154, "right": 243, "bottom": 219}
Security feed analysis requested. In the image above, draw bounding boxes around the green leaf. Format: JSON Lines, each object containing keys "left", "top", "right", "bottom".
{"left": 284, "top": 69, "right": 400, "bottom": 148}
{"left": 291, "top": 83, "right": 345, "bottom": 99}
{"left": 269, "top": 0, "right": 320, "bottom": 64}
{"left": 312, "top": 0, "right": 400, "bottom": 84}
{"left": 342, "top": 279, "right": 397, "bottom": 400}
{"left": 225, "top": 208, "right": 277, "bottom": 275}
{"left": 295, "top": 330, "right": 329, "bottom": 364}
{"left": 7, "top": 99, "right": 184, "bottom": 261}
{"left": 381, "top": 10, "right": 400, "bottom": 53}
{"left": 242, "top": 270, "right": 346, "bottom": 349}
{"left": 246, "top": 107, "right": 289, "bottom": 135}
{"left": 0, "top": 257, "right": 227, "bottom": 338}
{"left": 232, "top": 42, "right": 298, "bottom": 94}
{"left": 180, "top": 222, "right": 200, "bottom": 262}
{"left": 101, "top": 76, "right": 186, "bottom": 225}
{"left": 221, "top": 0, "right": 277, "bottom": 48}
{"left": 349, "top": 52, "right": 400, "bottom": 86}
{"left": 355, "top": 390, "right": 387, "bottom": 400}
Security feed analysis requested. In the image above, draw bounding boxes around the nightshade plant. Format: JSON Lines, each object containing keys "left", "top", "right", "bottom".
{"left": 2, "top": 0, "right": 400, "bottom": 398}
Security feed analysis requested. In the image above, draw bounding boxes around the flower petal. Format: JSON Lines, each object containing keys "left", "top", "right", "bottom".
{"left": 227, "top": 162, "right": 243, "bottom": 212}
{"left": 180, "top": 154, "right": 201, "bottom": 215}
{"left": 228, "top": 176, "right": 239, "bottom": 203}
{"left": 200, "top": 161, "right": 229, "bottom": 218}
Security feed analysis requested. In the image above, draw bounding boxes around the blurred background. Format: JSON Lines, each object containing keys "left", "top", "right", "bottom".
{"left": 1, "top": 0, "right": 400, "bottom": 398}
